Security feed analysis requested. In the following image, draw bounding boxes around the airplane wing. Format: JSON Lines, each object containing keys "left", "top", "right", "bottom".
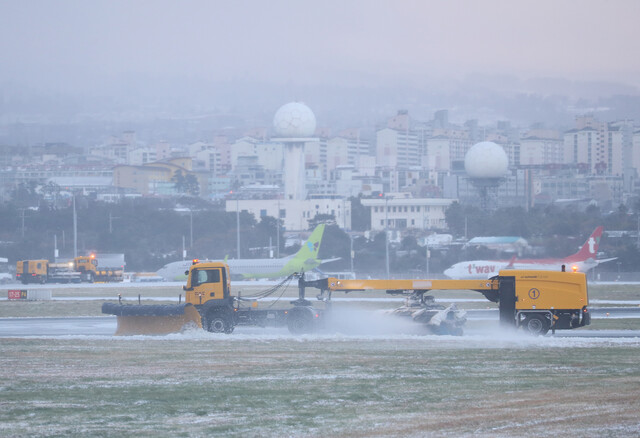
{"left": 320, "top": 257, "right": 341, "bottom": 264}
{"left": 596, "top": 257, "right": 617, "bottom": 265}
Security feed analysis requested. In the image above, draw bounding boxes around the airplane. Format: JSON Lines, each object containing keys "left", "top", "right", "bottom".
{"left": 156, "top": 223, "right": 336, "bottom": 281}
{"left": 443, "top": 226, "right": 617, "bottom": 279}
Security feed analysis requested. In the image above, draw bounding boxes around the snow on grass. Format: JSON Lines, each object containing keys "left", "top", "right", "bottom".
{"left": 1, "top": 335, "right": 639, "bottom": 437}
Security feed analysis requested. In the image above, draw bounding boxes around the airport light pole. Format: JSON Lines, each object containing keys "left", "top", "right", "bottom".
{"left": 350, "top": 232, "right": 354, "bottom": 274}
{"left": 425, "top": 240, "right": 429, "bottom": 276}
{"left": 73, "top": 194, "right": 77, "bottom": 258}
{"left": 189, "top": 208, "right": 193, "bottom": 249}
{"left": 108, "top": 211, "right": 121, "bottom": 234}
{"left": 276, "top": 199, "right": 280, "bottom": 258}
{"left": 385, "top": 196, "right": 390, "bottom": 279}
{"left": 236, "top": 197, "right": 241, "bottom": 259}
{"left": 19, "top": 208, "right": 26, "bottom": 238}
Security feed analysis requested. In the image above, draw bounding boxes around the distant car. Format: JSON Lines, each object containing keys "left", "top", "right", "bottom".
{"left": 0, "top": 273, "right": 12, "bottom": 284}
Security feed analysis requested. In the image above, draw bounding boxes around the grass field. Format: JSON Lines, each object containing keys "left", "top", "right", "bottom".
{"left": 1, "top": 282, "right": 639, "bottom": 437}
{"left": 1, "top": 334, "right": 639, "bottom": 437}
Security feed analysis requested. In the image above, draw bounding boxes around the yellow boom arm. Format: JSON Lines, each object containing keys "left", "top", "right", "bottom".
{"left": 323, "top": 278, "right": 497, "bottom": 294}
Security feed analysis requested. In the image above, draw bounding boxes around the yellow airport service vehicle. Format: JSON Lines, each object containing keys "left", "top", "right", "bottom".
{"left": 305, "top": 269, "right": 591, "bottom": 335}
{"left": 102, "top": 261, "right": 590, "bottom": 336}
{"left": 103, "top": 261, "right": 310, "bottom": 335}
{"left": 73, "top": 254, "right": 124, "bottom": 282}
{"left": 17, "top": 255, "right": 123, "bottom": 284}
{"left": 17, "top": 259, "right": 82, "bottom": 284}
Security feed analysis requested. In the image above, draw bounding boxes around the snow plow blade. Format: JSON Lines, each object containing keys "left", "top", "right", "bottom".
{"left": 101, "top": 302, "right": 202, "bottom": 335}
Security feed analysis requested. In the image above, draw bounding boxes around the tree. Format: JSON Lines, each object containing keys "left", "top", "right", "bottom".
{"left": 444, "top": 202, "right": 487, "bottom": 237}
{"left": 171, "top": 170, "right": 186, "bottom": 192}
{"left": 41, "top": 181, "right": 62, "bottom": 208}
{"left": 172, "top": 170, "right": 200, "bottom": 196}
{"left": 400, "top": 235, "right": 419, "bottom": 251}
{"left": 349, "top": 196, "right": 370, "bottom": 231}
{"left": 308, "top": 213, "right": 335, "bottom": 230}
{"left": 184, "top": 174, "right": 200, "bottom": 196}
{"left": 316, "top": 225, "right": 351, "bottom": 271}
{"left": 11, "top": 181, "right": 40, "bottom": 207}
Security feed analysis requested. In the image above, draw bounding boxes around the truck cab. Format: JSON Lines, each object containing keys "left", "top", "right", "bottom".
{"left": 183, "top": 261, "right": 235, "bottom": 333}
{"left": 74, "top": 255, "right": 97, "bottom": 271}
{"left": 183, "top": 261, "right": 231, "bottom": 304}
{"left": 74, "top": 255, "right": 124, "bottom": 282}
{"left": 74, "top": 256, "right": 98, "bottom": 281}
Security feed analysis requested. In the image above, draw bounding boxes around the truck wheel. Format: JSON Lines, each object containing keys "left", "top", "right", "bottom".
{"left": 205, "top": 313, "right": 231, "bottom": 334}
{"left": 287, "top": 307, "right": 315, "bottom": 335}
{"left": 523, "top": 314, "right": 549, "bottom": 336}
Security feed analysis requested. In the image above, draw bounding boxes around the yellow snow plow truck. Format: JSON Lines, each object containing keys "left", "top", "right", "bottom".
{"left": 102, "top": 261, "right": 590, "bottom": 336}
{"left": 17, "top": 255, "right": 123, "bottom": 284}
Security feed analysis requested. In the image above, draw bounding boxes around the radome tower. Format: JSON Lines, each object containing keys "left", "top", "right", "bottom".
{"left": 464, "top": 141, "right": 508, "bottom": 209}
{"left": 273, "top": 102, "right": 317, "bottom": 201}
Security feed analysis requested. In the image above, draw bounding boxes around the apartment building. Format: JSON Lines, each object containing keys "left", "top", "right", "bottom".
{"left": 376, "top": 128, "right": 419, "bottom": 168}
{"left": 519, "top": 136, "right": 564, "bottom": 165}
{"left": 563, "top": 116, "right": 624, "bottom": 176}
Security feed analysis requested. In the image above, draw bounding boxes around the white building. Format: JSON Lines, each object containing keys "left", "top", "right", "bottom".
{"left": 376, "top": 128, "right": 419, "bottom": 168}
{"left": 519, "top": 136, "right": 563, "bottom": 165}
{"left": 425, "top": 136, "right": 452, "bottom": 173}
{"left": 430, "top": 128, "right": 473, "bottom": 163}
{"left": 129, "top": 147, "right": 158, "bottom": 166}
{"left": 633, "top": 130, "right": 640, "bottom": 174}
{"left": 231, "top": 137, "right": 284, "bottom": 172}
{"left": 326, "top": 137, "right": 350, "bottom": 173}
{"left": 563, "top": 116, "right": 624, "bottom": 176}
{"left": 194, "top": 148, "right": 223, "bottom": 175}
{"left": 89, "top": 131, "right": 138, "bottom": 164}
{"left": 304, "top": 138, "right": 325, "bottom": 176}
{"left": 225, "top": 198, "right": 351, "bottom": 231}
{"left": 361, "top": 195, "right": 456, "bottom": 231}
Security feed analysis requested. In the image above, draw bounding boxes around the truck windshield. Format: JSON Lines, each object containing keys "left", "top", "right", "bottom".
{"left": 193, "top": 269, "right": 221, "bottom": 286}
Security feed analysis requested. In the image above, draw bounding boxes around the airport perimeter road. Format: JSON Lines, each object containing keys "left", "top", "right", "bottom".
{"left": 0, "top": 316, "right": 116, "bottom": 337}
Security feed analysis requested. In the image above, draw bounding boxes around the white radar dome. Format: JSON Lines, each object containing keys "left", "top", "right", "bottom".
{"left": 273, "top": 102, "right": 316, "bottom": 138}
{"left": 464, "top": 141, "right": 509, "bottom": 179}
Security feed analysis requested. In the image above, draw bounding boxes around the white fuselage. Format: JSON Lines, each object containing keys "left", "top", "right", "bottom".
{"left": 156, "top": 257, "right": 295, "bottom": 281}
{"left": 443, "top": 260, "right": 597, "bottom": 279}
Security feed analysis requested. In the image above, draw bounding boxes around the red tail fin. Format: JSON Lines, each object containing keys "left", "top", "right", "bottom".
{"left": 506, "top": 255, "right": 517, "bottom": 268}
{"left": 567, "top": 226, "right": 603, "bottom": 262}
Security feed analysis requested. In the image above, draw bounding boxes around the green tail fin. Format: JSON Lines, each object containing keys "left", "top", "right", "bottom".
{"left": 283, "top": 224, "right": 326, "bottom": 273}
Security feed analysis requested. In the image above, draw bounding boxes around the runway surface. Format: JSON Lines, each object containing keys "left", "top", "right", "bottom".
{"left": 1, "top": 314, "right": 638, "bottom": 338}
{"left": 2, "top": 281, "right": 639, "bottom": 338}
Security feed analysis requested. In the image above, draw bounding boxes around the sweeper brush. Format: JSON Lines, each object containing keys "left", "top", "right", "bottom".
{"left": 101, "top": 302, "right": 202, "bottom": 335}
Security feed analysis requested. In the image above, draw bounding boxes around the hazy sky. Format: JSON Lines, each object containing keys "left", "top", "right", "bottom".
{"left": 1, "top": 0, "right": 639, "bottom": 94}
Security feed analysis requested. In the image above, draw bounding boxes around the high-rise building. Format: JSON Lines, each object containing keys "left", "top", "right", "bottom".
{"left": 519, "top": 136, "right": 563, "bottom": 166}
{"left": 563, "top": 116, "right": 624, "bottom": 176}
{"left": 375, "top": 127, "right": 419, "bottom": 168}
